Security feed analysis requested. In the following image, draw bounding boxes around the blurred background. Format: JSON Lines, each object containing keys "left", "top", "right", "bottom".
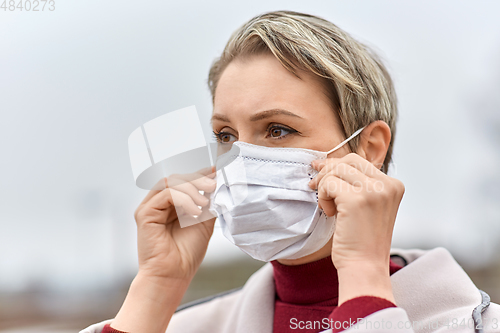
{"left": 1, "top": 0, "right": 499, "bottom": 331}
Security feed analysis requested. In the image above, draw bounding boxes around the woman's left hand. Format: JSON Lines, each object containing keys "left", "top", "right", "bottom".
{"left": 308, "top": 153, "right": 405, "bottom": 272}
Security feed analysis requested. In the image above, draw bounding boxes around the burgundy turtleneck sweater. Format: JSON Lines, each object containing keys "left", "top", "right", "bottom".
{"left": 271, "top": 256, "right": 403, "bottom": 332}
{"left": 103, "top": 257, "right": 403, "bottom": 333}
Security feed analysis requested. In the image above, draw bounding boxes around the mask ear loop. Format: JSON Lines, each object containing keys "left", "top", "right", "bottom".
{"left": 325, "top": 126, "right": 367, "bottom": 155}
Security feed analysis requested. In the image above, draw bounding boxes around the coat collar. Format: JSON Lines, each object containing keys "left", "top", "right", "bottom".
{"left": 227, "top": 247, "right": 482, "bottom": 333}
{"left": 389, "top": 247, "right": 482, "bottom": 325}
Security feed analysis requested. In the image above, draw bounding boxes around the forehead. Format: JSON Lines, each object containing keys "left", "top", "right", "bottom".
{"left": 213, "top": 53, "right": 334, "bottom": 122}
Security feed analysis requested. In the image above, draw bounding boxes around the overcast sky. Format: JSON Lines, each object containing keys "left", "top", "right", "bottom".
{"left": 1, "top": 0, "right": 499, "bottom": 292}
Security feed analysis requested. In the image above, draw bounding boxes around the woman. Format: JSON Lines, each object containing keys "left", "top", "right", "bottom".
{"left": 82, "top": 10, "right": 500, "bottom": 333}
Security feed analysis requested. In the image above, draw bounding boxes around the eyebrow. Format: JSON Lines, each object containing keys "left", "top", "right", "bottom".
{"left": 211, "top": 109, "right": 303, "bottom": 123}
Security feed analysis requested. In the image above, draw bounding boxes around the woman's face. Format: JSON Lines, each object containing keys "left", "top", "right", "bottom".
{"left": 211, "top": 53, "right": 350, "bottom": 157}
{"left": 211, "top": 52, "right": 354, "bottom": 264}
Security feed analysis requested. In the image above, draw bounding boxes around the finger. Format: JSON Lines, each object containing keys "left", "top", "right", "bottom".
{"left": 312, "top": 162, "right": 370, "bottom": 189}
{"left": 139, "top": 177, "right": 168, "bottom": 206}
{"left": 140, "top": 187, "right": 174, "bottom": 212}
{"left": 310, "top": 154, "right": 382, "bottom": 189}
{"left": 336, "top": 153, "right": 385, "bottom": 179}
{"left": 152, "top": 188, "right": 202, "bottom": 217}
{"left": 168, "top": 180, "right": 210, "bottom": 207}
{"left": 193, "top": 176, "right": 217, "bottom": 193}
{"left": 199, "top": 165, "right": 216, "bottom": 177}
{"left": 138, "top": 165, "right": 216, "bottom": 203}
{"left": 316, "top": 174, "right": 351, "bottom": 217}
{"left": 168, "top": 173, "right": 216, "bottom": 193}
{"left": 140, "top": 187, "right": 203, "bottom": 219}
{"left": 139, "top": 165, "right": 216, "bottom": 205}
{"left": 174, "top": 193, "right": 217, "bottom": 228}
{"left": 169, "top": 166, "right": 215, "bottom": 183}
{"left": 193, "top": 165, "right": 216, "bottom": 179}
{"left": 311, "top": 159, "right": 327, "bottom": 171}
{"left": 188, "top": 175, "right": 216, "bottom": 193}
{"left": 309, "top": 159, "right": 341, "bottom": 189}
{"left": 196, "top": 203, "right": 217, "bottom": 223}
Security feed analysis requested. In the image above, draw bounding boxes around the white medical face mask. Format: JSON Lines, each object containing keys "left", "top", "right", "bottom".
{"left": 209, "top": 126, "right": 366, "bottom": 262}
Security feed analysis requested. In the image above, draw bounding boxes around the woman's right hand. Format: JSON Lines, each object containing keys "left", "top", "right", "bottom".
{"left": 134, "top": 166, "right": 217, "bottom": 281}
{"left": 111, "top": 166, "right": 217, "bottom": 333}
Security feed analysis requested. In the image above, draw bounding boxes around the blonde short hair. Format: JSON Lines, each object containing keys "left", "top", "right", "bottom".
{"left": 208, "top": 10, "right": 397, "bottom": 173}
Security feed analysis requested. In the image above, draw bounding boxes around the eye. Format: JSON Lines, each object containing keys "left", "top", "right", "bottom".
{"left": 267, "top": 124, "right": 297, "bottom": 139}
{"left": 212, "top": 130, "right": 237, "bottom": 144}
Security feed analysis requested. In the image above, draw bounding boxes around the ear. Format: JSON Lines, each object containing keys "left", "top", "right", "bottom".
{"left": 355, "top": 120, "right": 391, "bottom": 170}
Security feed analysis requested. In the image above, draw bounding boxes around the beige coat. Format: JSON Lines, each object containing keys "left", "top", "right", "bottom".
{"left": 81, "top": 247, "right": 500, "bottom": 333}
